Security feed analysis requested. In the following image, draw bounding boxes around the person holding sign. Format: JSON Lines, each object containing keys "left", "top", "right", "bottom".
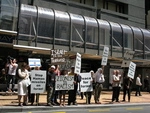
{"left": 68, "top": 66, "right": 81, "bottom": 105}
{"left": 47, "top": 65, "right": 56, "bottom": 106}
{"left": 17, "top": 62, "right": 29, "bottom": 106}
{"left": 94, "top": 68, "right": 105, "bottom": 104}
{"left": 135, "top": 74, "right": 142, "bottom": 96}
{"left": 59, "top": 70, "right": 68, "bottom": 107}
{"left": 122, "top": 74, "right": 133, "bottom": 102}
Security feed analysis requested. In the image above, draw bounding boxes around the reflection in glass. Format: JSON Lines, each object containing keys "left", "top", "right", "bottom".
{"left": 0, "top": 0, "right": 19, "bottom": 31}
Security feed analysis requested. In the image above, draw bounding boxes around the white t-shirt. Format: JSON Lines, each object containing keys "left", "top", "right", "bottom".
{"left": 8, "top": 63, "right": 18, "bottom": 75}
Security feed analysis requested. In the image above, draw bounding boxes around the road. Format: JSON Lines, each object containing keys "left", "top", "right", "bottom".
{"left": 19, "top": 105, "right": 150, "bottom": 113}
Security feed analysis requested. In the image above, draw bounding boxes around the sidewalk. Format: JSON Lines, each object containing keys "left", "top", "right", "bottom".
{"left": 1, "top": 91, "right": 150, "bottom": 106}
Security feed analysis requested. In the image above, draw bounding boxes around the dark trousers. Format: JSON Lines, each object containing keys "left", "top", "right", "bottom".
{"left": 144, "top": 85, "right": 150, "bottom": 92}
{"left": 135, "top": 85, "right": 141, "bottom": 96}
{"left": 112, "top": 87, "right": 120, "bottom": 102}
{"left": 6, "top": 75, "right": 16, "bottom": 91}
{"left": 47, "top": 87, "right": 54, "bottom": 104}
{"left": 123, "top": 86, "right": 131, "bottom": 101}
{"left": 68, "top": 85, "right": 77, "bottom": 105}
{"left": 85, "top": 92, "right": 92, "bottom": 104}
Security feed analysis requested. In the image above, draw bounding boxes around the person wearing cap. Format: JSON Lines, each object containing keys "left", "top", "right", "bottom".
{"left": 94, "top": 68, "right": 105, "bottom": 104}
{"left": 47, "top": 65, "right": 56, "bottom": 106}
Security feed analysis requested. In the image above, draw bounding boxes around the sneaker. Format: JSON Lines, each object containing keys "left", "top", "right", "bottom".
{"left": 47, "top": 103, "right": 53, "bottom": 107}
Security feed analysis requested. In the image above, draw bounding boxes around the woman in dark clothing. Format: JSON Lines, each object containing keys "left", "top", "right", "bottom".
{"left": 122, "top": 74, "right": 133, "bottom": 102}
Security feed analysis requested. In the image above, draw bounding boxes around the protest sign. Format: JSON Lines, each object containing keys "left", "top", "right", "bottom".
{"left": 31, "top": 70, "right": 46, "bottom": 93}
{"left": 127, "top": 61, "right": 136, "bottom": 79}
{"left": 80, "top": 73, "right": 93, "bottom": 92}
{"left": 55, "top": 76, "right": 74, "bottom": 90}
{"left": 28, "top": 58, "right": 41, "bottom": 67}
{"left": 74, "top": 53, "right": 81, "bottom": 74}
{"left": 50, "top": 49, "right": 66, "bottom": 64}
{"left": 101, "top": 46, "right": 109, "bottom": 66}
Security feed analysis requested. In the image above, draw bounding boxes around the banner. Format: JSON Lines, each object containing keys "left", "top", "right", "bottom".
{"left": 74, "top": 53, "right": 81, "bottom": 74}
{"left": 28, "top": 58, "right": 41, "bottom": 67}
{"left": 55, "top": 76, "right": 74, "bottom": 90}
{"left": 31, "top": 70, "right": 46, "bottom": 93}
{"left": 80, "top": 73, "right": 93, "bottom": 92}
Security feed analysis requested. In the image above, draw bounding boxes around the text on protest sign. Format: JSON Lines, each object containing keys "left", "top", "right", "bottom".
{"left": 31, "top": 70, "right": 46, "bottom": 93}
{"left": 50, "top": 49, "right": 67, "bottom": 64}
{"left": 101, "top": 46, "right": 109, "bottom": 66}
{"left": 74, "top": 53, "right": 81, "bottom": 74}
{"left": 80, "top": 73, "right": 93, "bottom": 92}
{"left": 28, "top": 58, "right": 41, "bottom": 67}
{"left": 55, "top": 76, "right": 74, "bottom": 90}
{"left": 127, "top": 62, "right": 136, "bottom": 79}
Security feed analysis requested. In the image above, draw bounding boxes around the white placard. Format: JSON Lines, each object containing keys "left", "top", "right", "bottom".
{"left": 74, "top": 53, "right": 81, "bottom": 74}
{"left": 31, "top": 70, "right": 46, "bottom": 93}
{"left": 28, "top": 58, "right": 41, "bottom": 67}
{"left": 127, "top": 62, "right": 136, "bottom": 79}
{"left": 101, "top": 46, "right": 109, "bottom": 66}
{"left": 101, "top": 56, "right": 108, "bottom": 66}
{"left": 102, "top": 46, "right": 109, "bottom": 57}
{"left": 55, "top": 76, "right": 74, "bottom": 90}
{"left": 80, "top": 73, "right": 93, "bottom": 92}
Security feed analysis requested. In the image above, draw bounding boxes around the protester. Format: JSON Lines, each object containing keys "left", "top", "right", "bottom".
{"left": 30, "top": 66, "right": 40, "bottom": 105}
{"left": 0, "top": 69, "right": 6, "bottom": 84}
{"left": 59, "top": 70, "right": 68, "bottom": 106}
{"left": 111, "top": 70, "right": 122, "bottom": 103}
{"left": 144, "top": 76, "right": 150, "bottom": 93}
{"left": 94, "top": 68, "right": 105, "bottom": 104}
{"left": 68, "top": 66, "right": 81, "bottom": 105}
{"left": 85, "top": 70, "right": 95, "bottom": 104}
{"left": 6, "top": 58, "right": 18, "bottom": 92}
{"left": 53, "top": 65, "right": 60, "bottom": 105}
{"left": 122, "top": 74, "right": 133, "bottom": 102}
{"left": 47, "top": 65, "right": 56, "bottom": 106}
{"left": 17, "top": 62, "right": 30, "bottom": 106}
{"left": 135, "top": 74, "right": 142, "bottom": 96}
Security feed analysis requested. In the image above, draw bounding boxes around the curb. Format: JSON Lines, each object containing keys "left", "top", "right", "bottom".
{"left": 1, "top": 103, "right": 150, "bottom": 113}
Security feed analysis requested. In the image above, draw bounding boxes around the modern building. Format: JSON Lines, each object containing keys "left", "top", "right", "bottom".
{"left": 0, "top": 0, "right": 150, "bottom": 89}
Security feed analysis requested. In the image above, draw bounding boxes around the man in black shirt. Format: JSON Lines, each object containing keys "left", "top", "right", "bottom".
{"left": 144, "top": 76, "right": 150, "bottom": 93}
{"left": 47, "top": 65, "right": 56, "bottom": 106}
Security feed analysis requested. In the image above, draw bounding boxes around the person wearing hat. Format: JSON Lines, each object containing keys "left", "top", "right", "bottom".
{"left": 94, "top": 68, "right": 105, "bottom": 104}
{"left": 47, "top": 65, "right": 56, "bottom": 106}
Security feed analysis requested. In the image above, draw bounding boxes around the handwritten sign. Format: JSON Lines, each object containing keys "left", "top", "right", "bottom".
{"left": 28, "top": 58, "right": 41, "bottom": 67}
{"left": 50, "top": 49, "right": 67, "bottom": 64}
{"left": 101, "top": 46, "right": 109, "bottom": 66}
{"left": 31, "top": 70, "right": 46, "bottom": 93}
{"left": 80, "top": 73, "right": 93, "bottom": 92}
{"left": 55, "top": 76, "right": 74, "bottom": 90}
{"left": 127, "top": 62, "right": 136, "bottom": 79}
{"left": 74, "top": 53, "right": 81, "bottom": 74}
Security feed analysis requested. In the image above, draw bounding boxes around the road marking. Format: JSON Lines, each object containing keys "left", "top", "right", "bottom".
{"left": 52, "top": 112, "right": 66, "bottom": 113}
{"left": 28, "top": 112, "right": 32, "bottom": 113}
{"left": 126, "top": 107, "right": 143, "bottom": 110}
{"left": 89, "top": 109, "right": 110, "bottom": 112}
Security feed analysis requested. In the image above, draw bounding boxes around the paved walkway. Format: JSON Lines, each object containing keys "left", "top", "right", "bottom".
{"left": 0, "top": 91, "right": 150, "bottom": 106}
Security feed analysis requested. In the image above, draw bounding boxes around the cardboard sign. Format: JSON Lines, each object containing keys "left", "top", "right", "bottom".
{"left": 31, "top": 70, "right": 46, "bottom": 93}
{"left": 127, "top": 62, "right": 136, "bottom": 79}
{"left": 50, "top": 49, "right": 66, "bottom": 64}
{"left": 55, "top": 76, "right": 74, "bottom": 90}
{"left": 80, "top": 73, "right": 93, "bottom": 92}
{"left": 28, "top": 58, "right": 41, "bottom": 67}
{"left": 74, "top": 53, "right": 81, "bottom": 74}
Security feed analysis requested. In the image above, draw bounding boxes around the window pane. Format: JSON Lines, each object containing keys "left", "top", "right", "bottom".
{"left": 0, "top": 0, "right": 19, "bottom": 31}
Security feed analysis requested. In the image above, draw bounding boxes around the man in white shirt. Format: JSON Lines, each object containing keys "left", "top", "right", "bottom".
{"left": 94, "top": 68, "right": 105, "bottom": 104}
{"left": 6, "top": 58, "right": 18, "bottom": 92}
{"left": 135, "top": 74, "right": 142, "bottom": 96}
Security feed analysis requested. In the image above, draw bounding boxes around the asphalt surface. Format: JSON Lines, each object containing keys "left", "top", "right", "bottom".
{"left": 1, "top": 91, "right": 150, "bottom": 112}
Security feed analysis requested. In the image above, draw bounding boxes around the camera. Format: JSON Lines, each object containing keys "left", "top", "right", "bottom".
{"left": 7, "top": 56, "right": 14, "bottom": 63}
